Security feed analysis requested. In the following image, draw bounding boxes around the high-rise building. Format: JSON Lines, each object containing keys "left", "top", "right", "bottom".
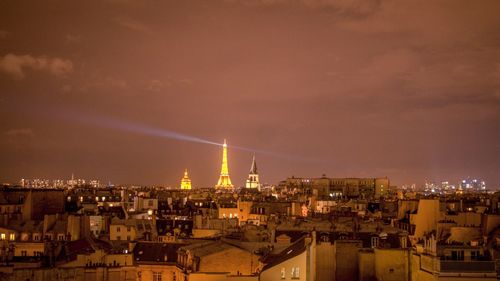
{"left": 245, "top": 154, "right": 260, "bottom": 190}
{"left": 215, "top": 139, "right": 234, "bottom": 189}
{"left": 180, "top": 169, "right": 192, "bottom": 190}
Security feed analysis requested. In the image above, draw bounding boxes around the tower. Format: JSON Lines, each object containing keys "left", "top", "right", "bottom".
{"left": 180, "top": 169, "right": 192, "bottom": 190}
{"left": 245, "top": 154, "right": 261, "bottom": 190}
{"left": 215, "top": 139, "right": 234, "bottom": 189}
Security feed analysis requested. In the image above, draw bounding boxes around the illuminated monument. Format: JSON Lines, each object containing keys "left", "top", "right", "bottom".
{"left": 245, "top": 154, "right": 260, "bottom": 190}
{"left": 180, "top": 169, "right": 192, "bottom": 190}
{"left": 215, "top": 139, "right": 234, "bottom": 189}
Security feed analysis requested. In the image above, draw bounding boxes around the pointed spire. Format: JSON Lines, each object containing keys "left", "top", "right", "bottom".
{"left": 245, "top": 154, "right": 261, "bottom": 190}
{"left": 249, "top": 153, "right": 258, "bottom": 174}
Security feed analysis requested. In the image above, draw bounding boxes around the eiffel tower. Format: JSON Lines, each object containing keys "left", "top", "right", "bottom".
{"left": 215, "top": 139, "right": 234, "bottom": 189}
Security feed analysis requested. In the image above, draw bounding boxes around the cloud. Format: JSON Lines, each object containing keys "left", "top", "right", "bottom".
{"left": 0, "top": 30, "right": 8, "bottom": 39}
{"left": 0, "top": 53, "right": 74, "bottom": 79}
{"left": 226, "top": 0, "right": 380, "bottom": 15}
{"left": 65, "top": 34, "right": 82, "bottom": 44}
{"left": 179, "top": 78, "right": 194, "bottom": 85}
{"left": 4, "top": 128, "right": 35, "bottom": 138}
{"left": 114, "top": 17, "right": 154, "bottom": 34}
{"left": 60, "top": 84, "right": 73, "bottom": 93}
{"left": 146, "top": 79, "right": 165, "bottom": 92}
{"left": 302, "top": 0, "right": 380, "bottom": 14}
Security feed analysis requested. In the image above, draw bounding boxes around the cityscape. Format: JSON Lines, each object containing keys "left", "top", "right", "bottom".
{"left": 1, "top": 1, "right": 500, "bottom": 281}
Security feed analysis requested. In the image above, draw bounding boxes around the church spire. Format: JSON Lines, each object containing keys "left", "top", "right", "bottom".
{"left": 245, "top": 154, "right": 261, "bottom": 190}
{"left": 249, "top": 153, "right": 258, "bottom": 174}
{"left": 215, "top": 139, "right": 234, "bottom": 189}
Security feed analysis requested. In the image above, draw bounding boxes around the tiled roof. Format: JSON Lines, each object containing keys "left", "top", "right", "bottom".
{"left": 179, "top": 241, "right": 234, "bottom": 257}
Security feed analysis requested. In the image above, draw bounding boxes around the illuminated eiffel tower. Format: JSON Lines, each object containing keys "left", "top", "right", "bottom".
{"left": 215, "top": 139, "right": 234, "bottom": 189}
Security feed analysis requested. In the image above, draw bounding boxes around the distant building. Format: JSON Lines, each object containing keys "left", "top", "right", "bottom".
{"left": 180, "top": 169, "right": 192, "bottom": 190}
{"left": 280, "top": 176, "right": 389, "bottom": 198}
{"left": 460, "top": 178, "right": 486, "bottom": 191}
{"left": 245, "top": 154, "right": 261, "bottom": 190}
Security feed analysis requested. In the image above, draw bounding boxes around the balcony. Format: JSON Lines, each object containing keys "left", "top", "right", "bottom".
{"left": 420, "top": 254, "right": 496, "bottom": 275}
{"left": 439, "top": 261, "right": 495, "bottom": 273}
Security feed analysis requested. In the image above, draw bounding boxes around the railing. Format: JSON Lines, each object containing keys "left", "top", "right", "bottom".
{"left": 439, "top": 261, "right": 495, "bottom": 273}
{"left": 420, "top": 255, "right": 496, "bottom": 274}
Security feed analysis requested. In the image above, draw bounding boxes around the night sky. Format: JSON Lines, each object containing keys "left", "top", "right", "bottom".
{"left": 1, "top": 0, "right": 499, "bottom": 188}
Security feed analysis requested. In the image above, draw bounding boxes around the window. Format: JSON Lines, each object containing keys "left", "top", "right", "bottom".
{"left": 33, "top": 234, "right": 39, "bottom": 241}
{"left": 280, "top": 267, "right": 285, "bottom": 279}
{"left": 451, "top": 250, "right": 464, "bottom": 260}
{"left": 400, "top": 237, "right": 407, "bottom": 248}
{"left": 9, "top": 233, "right": 15, "bottom": 240}
{"left": 291, "top": 267, "right": 300, "bottom": 279}
{"left": 153, "top": 272, "right": 162, "bottom": 281}
{"left": 471, "top": 250, "right": 479, "bottom": 260}
{"left": 371, "top": 237, "right": 379, "bottom": 248}
{"left": 127, "top": 226, "right": 131, "bottom": 232}
{"left": 137, "top": 272, "right": 142, "bottom": 281}
{"left": 116, "top": 236, "right": 121, "bottom": 241}
{"left": 21, "top": 250, "right": 27, "bottom": 256}
{"left": 0, "top": 233, "right": 5, "bottom": 240}
{"left": 127, "top": 235, "right": 131, "bottom": 241}
{"left": 173, "top": 272, "right": 176, "bottom": 281}
{"left": 117, "top": 227, "right": 121, "bottom": 232}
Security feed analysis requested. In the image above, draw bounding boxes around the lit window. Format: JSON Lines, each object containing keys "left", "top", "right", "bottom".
{"left": 9, "top": 233, "right": 15, "bottom": 240}
{"left": 0, "top": 233, "right": 5, "bottom": 240}
{"left": 280, "top": 267, "right": 285, "bottom": 279}
{"left": 291, "top": 267, "right": 300, "bottom": 279}
{"left": 153, "top": 272, "right": 162, "bottom": 281}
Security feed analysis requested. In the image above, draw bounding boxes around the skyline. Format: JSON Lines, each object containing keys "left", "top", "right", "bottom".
{"left": 1, "top": 0, "right": 500, "bottom": 187}
{"left": 7, "top": 138, "right": 493, "bottom": 190}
